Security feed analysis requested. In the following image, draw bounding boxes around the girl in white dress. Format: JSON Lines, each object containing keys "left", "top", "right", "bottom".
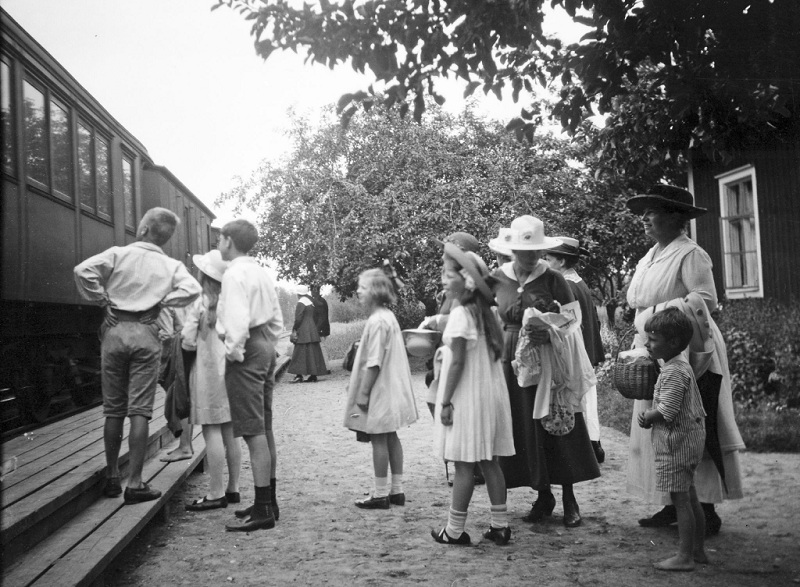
{"left": 182, "top": 250, "right": 242, "bottom": 511}
{"left": 343, "top": 269, "right": 418, "bottom": 509}
{"left": 432, "top": 244, "right": 515, "bottom": 546}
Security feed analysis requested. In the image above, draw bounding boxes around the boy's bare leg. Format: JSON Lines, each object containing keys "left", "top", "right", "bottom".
{"left": 654, "top": 491, "right": 696, "bottom": 571}
{"left": 127, "top": 415, "right": 149, "bottom": 488}
{"left": 690, "top": 486, "right": 709, "bottom": 563}
{"left": 104, "top": 417, "right": 124, "bottom": 478}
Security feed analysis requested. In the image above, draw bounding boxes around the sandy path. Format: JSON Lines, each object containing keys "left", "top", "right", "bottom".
{"left": 108, "top": 366, "right": 800, "bottom": 586}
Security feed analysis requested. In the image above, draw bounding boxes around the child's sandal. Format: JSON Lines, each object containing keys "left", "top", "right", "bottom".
{"left": 431, "top": 527, "right": 471, "bottom": 545}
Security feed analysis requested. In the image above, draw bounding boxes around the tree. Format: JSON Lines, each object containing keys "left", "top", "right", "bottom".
{"left": 216, "top": 103, "right": 651, "bottom": 322}
{"left": 217, "top": 0, "right": 800, "bottom": 176}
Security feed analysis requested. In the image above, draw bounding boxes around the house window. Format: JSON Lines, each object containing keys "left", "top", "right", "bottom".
{"left": 78, "top": 120, "right": 112, "bottom": 220}
{"left": 1, "top": 58, "right": 15, "bottom": 174}
{"left": 717, "top": 165, "right": 763, "bottom": 298}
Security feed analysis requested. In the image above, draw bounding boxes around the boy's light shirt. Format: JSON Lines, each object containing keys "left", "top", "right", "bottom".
{"left": 216, "top": 256, "right": 283, "bottom": 362}
{"left": 74, "top": 242, "right": 200, "bottom": 311}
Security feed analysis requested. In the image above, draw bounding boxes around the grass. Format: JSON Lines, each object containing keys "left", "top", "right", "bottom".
{"left": 321, "top": 320, "right": 365, "bottom": 361}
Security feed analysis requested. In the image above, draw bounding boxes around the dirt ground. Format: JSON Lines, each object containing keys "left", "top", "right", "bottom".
{"left": 108, "top": 365, "right": 800, "bottom": 587}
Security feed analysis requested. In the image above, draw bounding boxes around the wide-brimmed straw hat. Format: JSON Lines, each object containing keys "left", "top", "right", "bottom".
{"left": 433, "top": 231, "right": 481, "bottom": 254}
{"left": 294, "top": 284, "right": 311, "bottom": 296}
{"left": 193, "top": 250, "right": 228, "bottom": 282}
{"left": 443, "top": 242, "right": 494, "bottom": 303}
{"left": 492, "top": 215, "right": 562, "bottom": 251}
{"left": 626, "top": 185, "right": 707, "bottom": 219}
{"left": 487, "top": 227, "right": 513, "bottom": 256}
{"left": 545, "top": 236, "right": 589, "bottom": 258}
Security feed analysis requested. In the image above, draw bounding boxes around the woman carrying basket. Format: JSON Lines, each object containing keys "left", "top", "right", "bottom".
{"left": 624, "top": 185, "right": 745, "bottom": 535}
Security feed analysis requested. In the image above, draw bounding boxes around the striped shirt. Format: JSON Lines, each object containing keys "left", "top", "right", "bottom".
{"left": 653, "top": 356, "right": 706, "bottom": 426}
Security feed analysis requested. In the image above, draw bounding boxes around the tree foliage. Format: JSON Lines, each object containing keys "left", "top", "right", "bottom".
{"left": 217, "top": 0, "right": 800, "bottom": 176}
{"left": 216, "top": 104, "right": 651, "bottom": 317}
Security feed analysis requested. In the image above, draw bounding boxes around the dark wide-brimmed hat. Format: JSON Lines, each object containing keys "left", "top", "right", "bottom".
{"left": 545, "top": 236, "right": 589, "bottom": 258}
{"left": 443, "top": 242, "right": 494, "bottom": 303}
{"left": 626, "top": 185, "right": 707, "bottom": 219}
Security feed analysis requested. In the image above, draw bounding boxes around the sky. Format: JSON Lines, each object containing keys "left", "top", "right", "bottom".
{"left": 2, "top": 0, "right": 586, "bottom": 218}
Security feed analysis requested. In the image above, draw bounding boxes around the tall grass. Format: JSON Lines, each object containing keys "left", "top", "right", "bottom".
{"left": 322, "top": 320, "right": 366, "bottom": 360}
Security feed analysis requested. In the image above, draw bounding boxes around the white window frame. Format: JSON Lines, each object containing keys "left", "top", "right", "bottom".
{"left": 715, "top": 164, "right": 764, "bottom": 298}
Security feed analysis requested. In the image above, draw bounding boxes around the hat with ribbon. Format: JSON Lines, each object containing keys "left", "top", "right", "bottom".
{"left": 492, "top": 215, "right": 562, "bottom": 251}
{"left": 626, "top": 184, "right": 707, "bottom": 219}
{"left": 545, "top": 236, "right": 589, "bottom": 258}
{"left": 443, "top": 242, "right": 494, "bottom": 303}
{"left": 487, "top": 227, "right": 513, "bottom": 256}
{"left": 192, "top": 249, "right": 228, "bottom": 282}
{"left": 434, "top": 231, "right": 481, "bottom": 254}
{"left": 294, "top": 284, "right": 311, "bottom": 296}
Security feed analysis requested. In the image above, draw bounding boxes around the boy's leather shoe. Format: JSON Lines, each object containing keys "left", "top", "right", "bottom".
{"left": 124, "top": 483, "right": 161, "bottom": 505}
{"left": 355, "top": 495, "right": 390, "bottom": 509}
{"left": 388, "top": 493, "right": 405, "bottom": 506}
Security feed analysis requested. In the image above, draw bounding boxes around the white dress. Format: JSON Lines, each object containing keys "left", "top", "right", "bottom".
{"left": 181, "top": 296, "right": 231, "bottom": 425}
{"left": 433, "top": 305, "right": 515, "bottom": 463}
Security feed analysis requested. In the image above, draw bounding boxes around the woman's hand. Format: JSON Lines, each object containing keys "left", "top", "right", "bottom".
{"left": 526, "top": 325, "right": 550, "bottom": 346}
{"left": 440, "top": 403, "right": 454, "bottom": 426}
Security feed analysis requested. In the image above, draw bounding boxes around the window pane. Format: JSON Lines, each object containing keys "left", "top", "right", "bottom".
{"left": 50, "top": 99, "right": 71, "bottom": 198}
{"left": 23, "top": 80, "right": 48, "bottom": 185}
{"left": 1, "top": 60, "right": 14, "bottom": 173}
{"left": 122, "top": 156, "right": 134, "bottom": 227}
{"left": 78, "top": 122, "right": 94, "bottom": 209}
{"left": 96, "top": 136, "right": 111, "bottom": 217}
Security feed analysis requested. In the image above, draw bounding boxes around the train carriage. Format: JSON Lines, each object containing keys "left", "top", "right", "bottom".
{"left": 1, "top": 9, "right": 215, "bottom": 433}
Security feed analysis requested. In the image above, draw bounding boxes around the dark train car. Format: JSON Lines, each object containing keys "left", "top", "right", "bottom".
{"left": 0, "top": 9, "right": 215, "bottom": 433}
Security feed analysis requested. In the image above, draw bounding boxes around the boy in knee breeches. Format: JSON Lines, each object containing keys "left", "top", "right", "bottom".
{"left": 74, "top": 207, "right": 201, "bottom": 504}
{"left": 215, "top": 219, "right": 283, "bottom": 532}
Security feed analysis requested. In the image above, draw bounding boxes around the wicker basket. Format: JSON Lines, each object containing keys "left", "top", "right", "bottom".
{"left": 612, "top": 358, "right": 657, "bottom": 400}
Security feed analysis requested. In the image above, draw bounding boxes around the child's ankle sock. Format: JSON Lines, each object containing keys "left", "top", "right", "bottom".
{"left": 373, "top": 476, "right": 389, "bottom": 498}
{"left": 490, "top": 504, "right": 509, "bottom": 528}
{"left": 390, "top": 474, "right": 403, "bottom": 495}
{"left": 445, "top": 508, "right": 468, "bottom": 537}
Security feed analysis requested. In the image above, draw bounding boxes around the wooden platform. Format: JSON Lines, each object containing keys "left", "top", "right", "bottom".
{"left": 0, "top": 387, "right": 206, "bottom": 587}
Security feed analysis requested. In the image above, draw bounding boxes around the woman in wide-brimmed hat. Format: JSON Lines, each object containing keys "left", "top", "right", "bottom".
{"left": 287, "top": 284, "right": 328, "bottom": 383}
{"left": 623, "top": 185, "right": 745, "bottom": 535}
{"left": 491, "top": 216, "right": 600, "bottom": 528}
{"left": 543, "top": 236, "right": 606, "bottom": 464}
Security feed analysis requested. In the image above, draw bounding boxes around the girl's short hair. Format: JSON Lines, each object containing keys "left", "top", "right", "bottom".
{"left": 221, "top": 219, "right": 259, "bottom": 253}
{"left": 359, "top": 268, "right": 396, "bottom": 306}
{"left": 645, "top": 307, "right": 694, "bottom": 351}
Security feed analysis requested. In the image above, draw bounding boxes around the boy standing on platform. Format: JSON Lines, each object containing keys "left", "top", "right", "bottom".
{"left": 215, "top": 219, "right": 283, "bottom": 532}
{"left": 74, "top": 208, "right": 201, "bottom": 504}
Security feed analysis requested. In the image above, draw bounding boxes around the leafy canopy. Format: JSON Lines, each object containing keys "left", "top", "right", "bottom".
{"left": 216, "top": 0, "right": 800, "bottom": 175}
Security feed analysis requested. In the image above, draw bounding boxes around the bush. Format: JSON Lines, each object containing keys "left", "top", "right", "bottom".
{"left": 390, "top": 288, "right": 427, "bottom": 331}
{"left": 717, "top": 298, "right": 800, "bottom": 410}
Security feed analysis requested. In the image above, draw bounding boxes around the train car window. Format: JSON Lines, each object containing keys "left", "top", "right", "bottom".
{"left": 77, "top": 121, "right": 95, "bottom": 210}
{"left": 50, "top": 97, "right": 72, "bottom": 201}
{"left": 122, "top": 154, "right": 135, "bottom": 229}
{"left": 1, "top": 58, "right": 14, "bottom": 174}
{"left": 96, "top": 135, "right": 111, "bottom": 218}
{"left": 22, "top": 79, "right": 48, "bottom": 187}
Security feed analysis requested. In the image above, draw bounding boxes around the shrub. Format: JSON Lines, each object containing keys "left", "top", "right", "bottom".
{"left": 717, "top": 298, "right": 800, "bottom": 410}
{"left": 390, "top": 288, "right": 427, "bottom": 330}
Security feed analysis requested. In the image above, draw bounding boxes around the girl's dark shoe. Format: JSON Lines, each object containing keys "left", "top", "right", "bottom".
{"left": 388, "top": 493, "right": 405, "bottom": 506}
{"left": 355, "top": 495, "right": 390, "bottom": 509}
{"left": 563, "top": 498, "right": 582, "bottom": 528}
{"left": 185, "top": 495, "right": 227, "bottom": 511}
{"left": 639, "top": 505, "right": 678, "bottom": 527}
{"left": 290, "top": 375, "right": 304, "bottom": 383}
{"left": 483, "top": 526, "right": 511, "bottom": 545}
{"left": 522, "top": 492, "right": 556, "bottom": 523}
{"left": 306, "top": 375, "right": 318, "bottom": 382}
{"left": 431, "top": 528, "right": 471, "bottom": 545}
{"left": 225, "top": 492, "right": 241, "bottom": 504}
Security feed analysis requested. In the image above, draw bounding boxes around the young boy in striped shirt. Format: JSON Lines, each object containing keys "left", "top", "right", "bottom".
{"left": 637, "top": 307, "right": 707, "bottom": 571}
